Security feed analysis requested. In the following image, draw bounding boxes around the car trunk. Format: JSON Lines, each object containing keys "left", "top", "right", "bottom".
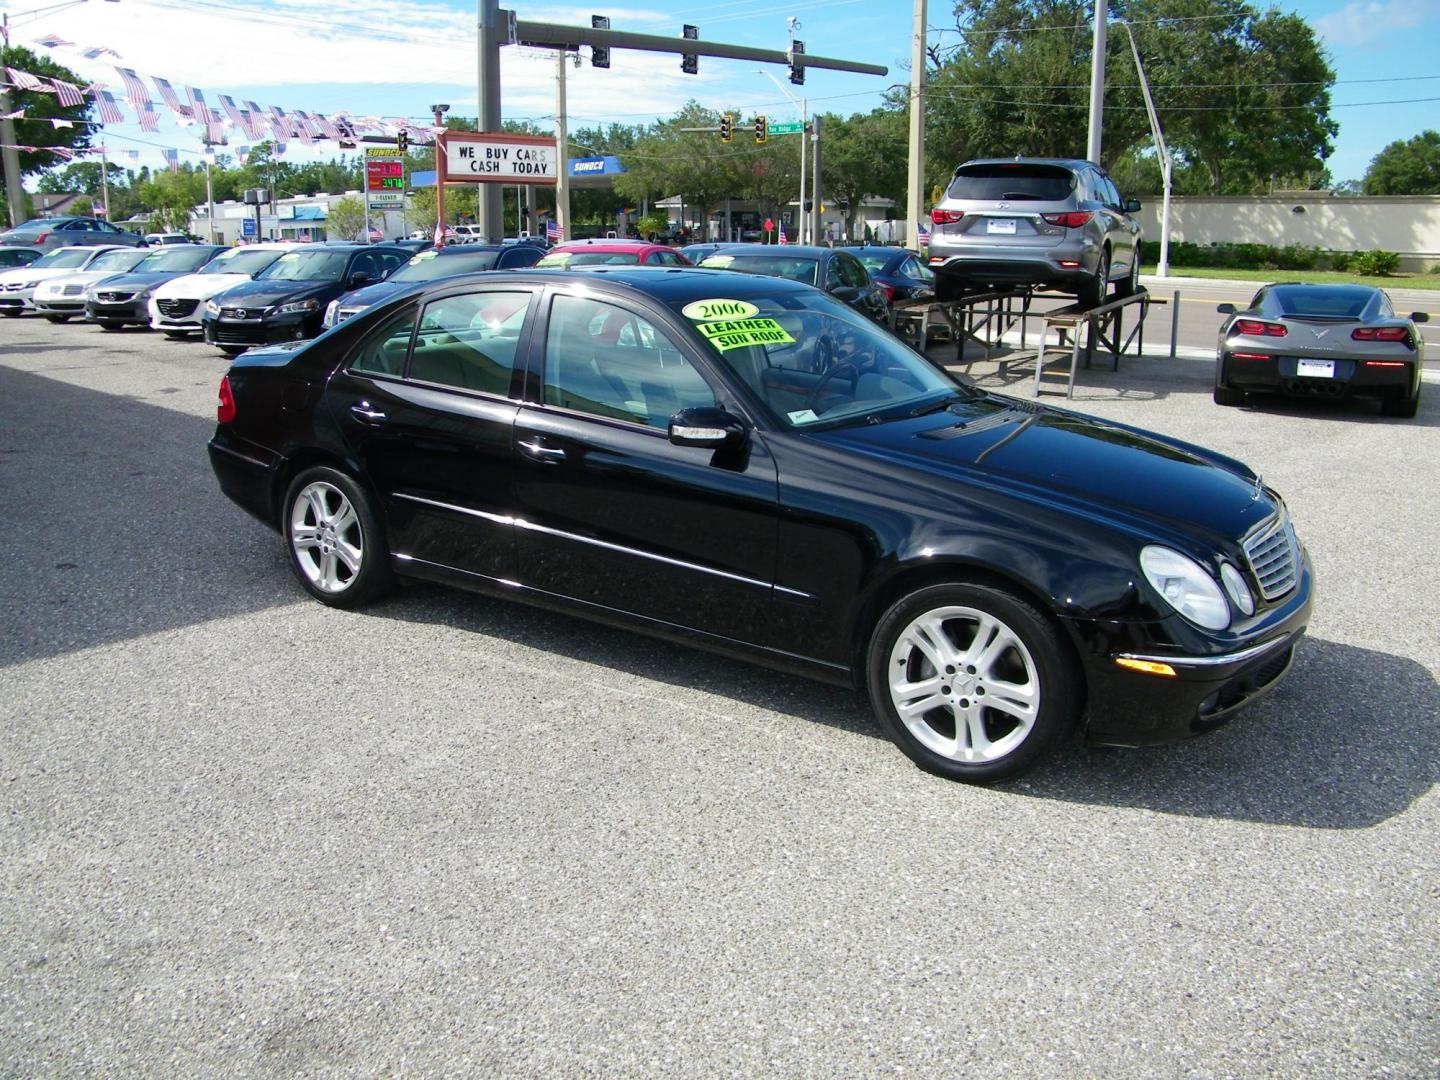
{"left": 937, "top": 164, "right": 1077, "bottom": 248}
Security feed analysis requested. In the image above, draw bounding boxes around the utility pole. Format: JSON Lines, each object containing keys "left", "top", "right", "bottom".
{"left": 1087, "top": 0, "right": 1107, "bottom": 162}
{"left": 203, "top": 144, "right": 216, "bottom": 243}
{"left": 756, "top": 59, "right": 806, "bottom": 244}
{"left": 431, "top": 104, "right": 449, "bottom": 246}
{"left": 1, "top": 13, "right": 28, "bottom": 227}
{"left": 810, "top": 115, "right": 822, "bottom": 245}
{"left": 99, "top": 141, "right": 110, "bottom": 222}
{"left": 1118, "top": 21, "right": 1171, "bottom": 276}
{"left": 476, "top": 0, "right": 503, "bottom": 241}
{"left": 554, "top": 50, "right": 570, "bottom": 242}
{"left": 905, "top": 0, "right": 926, "bottom": 249}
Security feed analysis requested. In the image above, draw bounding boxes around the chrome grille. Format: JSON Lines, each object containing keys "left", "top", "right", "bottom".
{"left": 62, "top": 284, "right": 85, "bottom": 296}
{"left": 1243, "top": 515, "right": 1298, "bottom": 600}
{"left": 96, "top": 291, "right": 132, "bottom": 303}
{"left": 157, "top": 298, "right": 197, "bottom": 318}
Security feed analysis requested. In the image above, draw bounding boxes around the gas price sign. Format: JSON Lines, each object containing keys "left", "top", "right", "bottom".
{"left": 365, "top": 149, "right": 405, "bottom": 208}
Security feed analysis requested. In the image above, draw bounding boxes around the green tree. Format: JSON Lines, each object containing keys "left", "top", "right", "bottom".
{"left": 69, "top": 195, "right": 93, "bottom": 216}
{"left": 0, "top": 46, "right": 95, "bottom": 214}
{"left": 1364, "top": 131, "right": 1440, "bottom": 195}
{"left": 36, "top": 160, "right": 124, "bottom": 195}
{"left": 326, "top": 195, "right": 367, "bottom": 240}
{"left": 820, "top": 109, "right": 908, "bottom": 239}
{"left": 922, "top": 0, "right": 1336, "bottom": 195}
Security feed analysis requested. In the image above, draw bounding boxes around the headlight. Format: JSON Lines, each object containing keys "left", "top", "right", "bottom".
{"left": 322, "top": 299, "right": 339, "bottom": 328}
{"left": 276, "top": 299, "right": 320, "bottom": 315}
{"left": 203, "top": 299, "right": 220, "bottom": 316}
{"left": 1219, "top": 562, "right": 1255, "bottom": 617}
{"left": 24, "top": 280, "right": 40, "bottom": 288}
{"left": 1139, "top": 546, "right": 1231, "bottom": 630}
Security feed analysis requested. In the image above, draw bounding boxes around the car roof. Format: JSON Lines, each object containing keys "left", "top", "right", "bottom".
{"left": 417, "top": 266, "right": 817, "bottom": 304}
{"left": 551, "top": 240, "right": 671, "bottom": 253}
{"left": 958, "top": 157, "right": 1092, "bottom": 170}
{"left": 708, "top": 244, "right": 828, "bottom": 258}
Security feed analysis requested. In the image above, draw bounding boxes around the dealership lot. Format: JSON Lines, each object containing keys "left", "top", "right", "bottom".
{"left": 2, "top": 317, "right": 1437, "bottom": 1076}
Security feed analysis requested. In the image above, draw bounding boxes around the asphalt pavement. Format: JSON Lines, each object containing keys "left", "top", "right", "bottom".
{"left": 2, "top": 315, "right": 1437, "bottom": 1078}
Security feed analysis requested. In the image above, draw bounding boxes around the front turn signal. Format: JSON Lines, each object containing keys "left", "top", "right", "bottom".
{"left": 1115, "top": 657, "right": 1178, "bottom": 677}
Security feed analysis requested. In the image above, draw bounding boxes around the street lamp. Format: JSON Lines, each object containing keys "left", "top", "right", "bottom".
{"left": 430, "top": 103, "right": 450, "bottom": 247}
{"left": 755, "top": 42, "right": 807, "bottom": 244}
{"left": 1, "top": 0, "right": 120, "bottom": 226}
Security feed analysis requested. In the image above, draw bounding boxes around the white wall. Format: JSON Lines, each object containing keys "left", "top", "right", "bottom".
{"left": 1134, "top": 195, "right": 1440, "bottom": 270}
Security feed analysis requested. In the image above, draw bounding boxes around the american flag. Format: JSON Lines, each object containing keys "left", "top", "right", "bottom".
{"left": 0, "top": 108, "right": 24, "bottom": 121}
{"left": 6, "top": 67, "right": 48, "bottom": 91}
{"left": 94, "top": 89, "right": 125, "bottom": 125}
{"left": 219, "top": 94, "right": 248, "bottom": 132}
{"left": 137, "top": 103, "right": 160, "bottom": 133}
{"left": 125, "top": 149, "right": 139, "bottom": 162}
{"left": 33, "top": 34, "right": 74, "bottom": 48}
{"left": 51, "top": 79, "right": 86, "bottom": 107}
{"left": 162, "top": 147, "right": 179, "bottom": 172}
{"left": 242, "top": 101, "right": 267, "bottom": 141}
{"left": 114, "top": 67, "right": 151, "bottom": 111}
{"left": 916, "top": 222, "right": 930, "bottom": 246}
{"left": 236, "top": 146, "right": 250, "bottom": 165}
{"left": 778, "top": 221, "right": 788, "bottom": 245}
{"left": 545, "top": 219, "right": 564, "bottom": 242}
{"left": 81, "top": 46, "right": 121, "bottom": 59}
{"left": 154, "top": 77, "right": 190, "bottom": 119}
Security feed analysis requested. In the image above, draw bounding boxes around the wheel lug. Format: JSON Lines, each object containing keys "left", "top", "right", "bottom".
{"left": 945, "top": 665, "right": 955, "bottom": 675}
{"left": 977, "top": 687, "right": 985, "bottom": 695}
{"left": 960, "top": 699, "right": 970, "bottom": 708}
{"left": 941, "top": 685, "right": 951, "bottom": 695}
{"left": 966, "top": 665, "right": 976, "bottom": 675}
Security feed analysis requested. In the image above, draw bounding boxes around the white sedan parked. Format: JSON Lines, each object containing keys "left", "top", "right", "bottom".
{"left": 0, "top": 245, "right": 129, "bottom": 316}
{"left": 30, "top": 247, "right": 152, "bottom": 322}
{"left": 147, "top": 243, "right": 297, "bottom": 337}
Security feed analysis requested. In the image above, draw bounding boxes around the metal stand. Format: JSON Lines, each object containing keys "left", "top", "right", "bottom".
{"left": 1032, "top": 290, "right": 1165, "bottom": 398}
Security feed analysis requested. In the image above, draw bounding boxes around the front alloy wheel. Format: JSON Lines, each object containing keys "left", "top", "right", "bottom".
{"left": 868, "top": 583, "right": 1079, "bottom": 782}
{"left": 284, "top": 467, "right": 392, "bottom": 608}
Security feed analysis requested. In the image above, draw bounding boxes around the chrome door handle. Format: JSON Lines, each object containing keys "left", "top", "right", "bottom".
{"left": 519, "top": 438, "right": 566, "bottom": 462}
{"left": 350, "top": 402, "right": 387, "bottom": 423}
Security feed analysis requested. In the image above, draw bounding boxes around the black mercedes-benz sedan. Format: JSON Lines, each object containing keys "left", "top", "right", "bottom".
{"left": 208, "top": 268, "right": 1313, "bottom": 782}
{"left": 201, "top": 244, "right": 411, "bottom": 354}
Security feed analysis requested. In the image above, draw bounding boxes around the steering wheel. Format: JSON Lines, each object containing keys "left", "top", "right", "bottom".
{"left": 804, "top": 361, "right": 860, "bottom": 414}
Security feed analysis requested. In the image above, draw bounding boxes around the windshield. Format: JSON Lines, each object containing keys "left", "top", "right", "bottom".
{"left": 258, "top": 250, "right": 351, "bottom": 282}
{"left": 1271, "top": 286, "right": 1373, "bottom": 318}
{"left": 538, "top": 250, "right": 642, "bottom": 267}
{"left": 393, "top": 250, "right": 498, "bottom": 280}
{"left": 209, "top": 248, "right": 287, "bottom": 276}
{"left": 137, "top": 246, "right": 216, "bottom": 272}
{"left": 853, "top": 253, "right": 893, "bottom": 274}
{"left": 700, "top": 253, "right": 820, "bottom": 287}
{"left": 947, "top": 164, "right": 1074, "bottom": 202}
{"left": 34, "top": 248, "right": 94, "bottom": 268}
{"left": 87, "top": 249, "right": 149, "bottom": 272}
{"left": 670, "top": 291, "right": 960, "bottom": 429}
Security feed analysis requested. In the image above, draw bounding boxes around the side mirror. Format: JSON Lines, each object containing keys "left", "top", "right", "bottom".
{"left": 1216, "top": 303, "right": 1236, "bottom": 315}
{"left": 348, "top": 272, "right": 371, "bottom": 288}
{"left": 669, "top": 406, "right": 747, "bottom": 451}
{"left": 1410, "top": 312, "right": 1429, "bottom": 323}
{"left": 1124, "top": 197, "right": 1142, "bottom": 213}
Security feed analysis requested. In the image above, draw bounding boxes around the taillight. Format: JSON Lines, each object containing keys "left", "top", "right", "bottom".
{"left": 1229, "top": 352, "right": 1273, "bottom": 360}
{"left": 931, "top": 209, "right": 964, "bottom": 225}
{"left": 1352, "top": 326, "right": 1410, "bottom": 342}
{"left": 1040, "top": 211, "right": 1094, "bottom": 228}
{"left": 34, "top": 232, "right": 48, "bottom": 244}
{"left": 879, "top": 283, "right": 896, "bottom": 302}
{"left": 217, "top": 375, "right": 236, "bottom": 424}
{"left": 1234, "top": 319, "right": 1287, "bottom": 337}
{"left": 1364, "top": 360, "right": 1407, "bottom": 367}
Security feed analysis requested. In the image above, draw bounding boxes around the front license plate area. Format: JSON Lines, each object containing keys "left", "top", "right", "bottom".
{"left": 986, "top": 218, "right": 1017, "bottom": 235}
{"left": 1296, "top": 358, "right": 1335, "bottom": 378}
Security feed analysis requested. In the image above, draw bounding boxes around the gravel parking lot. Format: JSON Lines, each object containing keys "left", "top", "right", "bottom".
{"left": 2, "top": 314, "right": 1437, "bottom": 1078}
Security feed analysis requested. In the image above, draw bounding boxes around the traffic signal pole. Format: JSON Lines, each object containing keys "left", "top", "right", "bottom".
{"left": 906, "top": 0, "right": 926, "bottom": 250}
{"left": 477, "top": 0, "right": 505, "bottom": 241}
{"left": 555, "top": 49, "right": 570, "bottom": 241}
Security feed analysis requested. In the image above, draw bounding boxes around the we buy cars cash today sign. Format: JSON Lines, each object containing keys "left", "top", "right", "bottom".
{"left": 440, "top": 132, "right": 560, "bottom": 185}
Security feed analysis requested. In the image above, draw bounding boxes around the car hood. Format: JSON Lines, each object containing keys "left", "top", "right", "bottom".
{"left": 152, "top": 271, "right": 256, "bottom": 300}
{"left": 35, "top": 268, "right": 130, "bottom": 289}
{"left": 0, "top": 265, "right": 92, "bottom": 285}
{"left": 90, "top": 269, "right": 195, "bottom": 291}
{"left": 819, "top": 395, "right": 1279, "bottom": 545}
{"left": 212, "top": 279, "right": 341, "bottom": 309}
{"left": 337, "top": 279, "right": 411, "bottom": 309}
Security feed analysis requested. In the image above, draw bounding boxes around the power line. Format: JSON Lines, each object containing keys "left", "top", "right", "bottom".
{"left": 926, "top": 12, "right": 1245, "bottom": 36}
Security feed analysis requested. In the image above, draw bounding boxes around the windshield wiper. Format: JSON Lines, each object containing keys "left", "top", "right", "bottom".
{"left": 908, "top": 392, "right": 974, "bottom": 417}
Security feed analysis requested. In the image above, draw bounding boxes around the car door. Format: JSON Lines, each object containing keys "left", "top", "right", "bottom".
{"left": 1097, "top": 171, "right": 1139, "bottom": 276}
{"left": 511, "top": 287, "right": 782, "bottom": 646}
{"left": 60, "top": 220, "right": 97, "bottom": 246}
{"left": 327, "top": 286, "right": 538, "bottom": 581}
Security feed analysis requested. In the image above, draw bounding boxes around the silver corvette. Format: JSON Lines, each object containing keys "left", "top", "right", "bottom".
{"left": 1214, "top": 284, "right": 1427, "bottom": 418}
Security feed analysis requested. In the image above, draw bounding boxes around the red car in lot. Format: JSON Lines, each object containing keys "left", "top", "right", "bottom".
{"left": 536, "top": 240, "right": 692, "bottom": 268}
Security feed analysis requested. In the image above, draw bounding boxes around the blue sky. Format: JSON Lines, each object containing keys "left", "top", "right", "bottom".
{"left": 9, "top": 0, "right": 1439, "bottom": 184}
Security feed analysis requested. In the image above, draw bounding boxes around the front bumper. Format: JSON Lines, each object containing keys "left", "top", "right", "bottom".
{"left": 86, "top": 297, "right": 147, "bottom": 323}
{"left": 0, "top": 288, "right": 36, "bottom": 311}
{"left": 33, "top": 296, "right": 87, "bottom": 315}
{"left": 1072, "top": 547, "right": 1315, "bottom": 747}
{"left": 203, "top": 310, "right": 316, "bottom": 349}
{"left": 149, "top": 296, "right": 203, "bottom": 331}
{"left": 1219, "top": 350, "right": 1418, "bottom": 402}
{"left": 926, "top": 238, "right": 1095, "bottom": 288}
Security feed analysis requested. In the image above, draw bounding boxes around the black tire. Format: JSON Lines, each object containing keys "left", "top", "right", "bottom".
{"left": 934, "top": 272, "right": 966, "bottom": 302}
{"left": 282, "top": 466, "right": 393, "bottom": 609}
{"left": 43, "top": 314, "right": 70, "bottom": 323}
{"left": 1213, "top": 385, "right": 1247, "bottom": 407}
{"left": 1114, "top": 253, "right": 1141, "bottom": 298}
{"left": 218, "top": 345, "right": 247, "bottom": 356}
{"left": 0, "top": 308, "right": 20, "bottom": 318}
{"left": 867, "top": 582, "right": 1080, "bottom": 783}
{"left": 162, "top": 329, "right": 192, "bottom": 339}
{"left": 98, "top": 320, "right": 126, "bottom": 331}
{"left": 1381, "top": 391, "right": 1419, "bottom": 418}
{"left": 1076, "top": 251, "right": 1109, "bottom": 310}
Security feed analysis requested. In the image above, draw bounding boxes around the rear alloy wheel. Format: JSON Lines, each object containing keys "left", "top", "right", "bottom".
{"left": 1076, "top": 251, "right": 1109, "bottom": 310}
{"left": 1382, "top": 392, "right": 1419, "bottom": 418}
{"left": 283, "top": 466, "right": 393, "bottom": 608}
{"left": 1213, "top": 385, "right": 1248, "bottom": 407}
{"left": 868, "top": 583, "right": 1079, "bottom": 783}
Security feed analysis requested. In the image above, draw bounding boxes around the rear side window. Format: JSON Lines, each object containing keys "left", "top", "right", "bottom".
{"left": 350, "top": 306, "right": 417, "bottom": 377}
{"left": 947, "top": 164, "right": 1075, "bottom": 202}
{"left": 408, "top": 291, "right": 532, "bottom": 395}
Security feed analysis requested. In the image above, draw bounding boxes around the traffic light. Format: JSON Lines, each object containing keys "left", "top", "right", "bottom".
{"left": 754, "top": 115, "right": 768, "bottom": 144}
{"left": 397, "top": 130, "right": 409, "bottom": 152}
{"left": 789, "top": 40, "right": 805, "bottom": 85}
{"left": 591, "top": 15, "right": 610, "bottom": 69}
{"left": 719, "top": 114, "right": 733, "bottom": 144}
{"left": 681, "top": 25, "right": 698, "bottom": 75}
